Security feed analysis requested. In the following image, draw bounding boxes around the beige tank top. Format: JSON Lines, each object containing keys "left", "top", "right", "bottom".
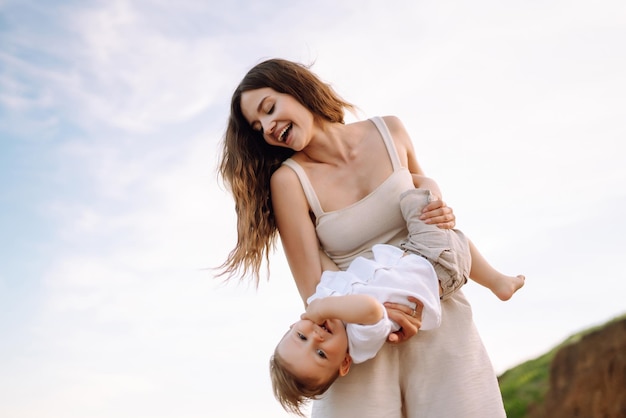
{"left": 282, "top": 117, "right": 415, "bottom": 270}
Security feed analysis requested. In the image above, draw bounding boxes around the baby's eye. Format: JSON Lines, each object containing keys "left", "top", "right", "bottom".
{"left": 316, "top": 349, "right": 327, "bottom": 359}
{"left": 297, "top": 332, "right": 307, "bottom": 341}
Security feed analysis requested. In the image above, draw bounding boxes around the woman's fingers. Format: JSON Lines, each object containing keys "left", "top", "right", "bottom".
{"left": 385, "top": 299, "right": 423, "bottom": 317}
{"left": 384, "top": 299, "right": 423, "bottom": 344}
{"left": 421, "top": 200, "right": 456, "bottom": 229}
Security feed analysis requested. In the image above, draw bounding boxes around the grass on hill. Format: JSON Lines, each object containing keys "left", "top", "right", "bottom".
{"left": 498, "top": 312, "right": 626, "bottom": 418}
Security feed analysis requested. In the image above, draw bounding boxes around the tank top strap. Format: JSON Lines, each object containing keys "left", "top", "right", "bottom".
{"left": 281, "top": 158, "right": 325, "bottom": 217}
{"left": 370, "top": 116, "right": 402, "bottom": 171}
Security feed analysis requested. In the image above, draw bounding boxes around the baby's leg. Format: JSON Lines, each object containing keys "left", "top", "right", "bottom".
{"left": 468, "top": 240, "right": 524, "bottom": 301}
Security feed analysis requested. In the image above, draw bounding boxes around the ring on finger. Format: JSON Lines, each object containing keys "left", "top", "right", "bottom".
{"left": 411, "top": 309, "right": 417, "bottom": 318}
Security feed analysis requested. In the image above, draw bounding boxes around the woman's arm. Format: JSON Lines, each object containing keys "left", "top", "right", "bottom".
{"left": 271, "top": 166, "right": 325, "bottom": 304}
{"left": 383, "top": 116, "right": 456, "bottom": 229}
{"left": 412, "top": 174, "right": 456, "bottom": 228}
{"left": 412, "top": 174, "right": 443, "bottom": 200}
{"left": 379, "top": 117, "right": 451, "bottom": 342}
{"left": 320, "top": 249, "right": 340, "bottom": 272}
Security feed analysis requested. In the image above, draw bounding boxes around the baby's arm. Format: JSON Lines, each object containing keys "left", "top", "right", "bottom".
{"left": 302, "top": 295, "right": 384, "bottom": 325}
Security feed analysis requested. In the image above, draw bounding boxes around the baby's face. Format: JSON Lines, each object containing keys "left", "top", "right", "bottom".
{"left": 276, "top": 318, "right": 350, "bottom": 384}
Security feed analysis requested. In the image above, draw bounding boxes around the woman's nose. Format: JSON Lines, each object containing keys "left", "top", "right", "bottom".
{"left": 262, "top": 118, "right": 275, "bottom": 135}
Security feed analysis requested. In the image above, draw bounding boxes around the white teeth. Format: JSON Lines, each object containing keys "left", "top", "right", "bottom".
{"left": 278, "top": 123, "right": 291, "bottom": 142}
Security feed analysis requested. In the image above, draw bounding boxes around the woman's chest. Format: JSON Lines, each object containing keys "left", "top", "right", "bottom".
{"left": 306, "top": 151, "right": 397, "bottom": 213}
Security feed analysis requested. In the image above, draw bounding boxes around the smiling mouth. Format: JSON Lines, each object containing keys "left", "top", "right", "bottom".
{"left": 278, "top": 123, "right": 292, "bottom": 142}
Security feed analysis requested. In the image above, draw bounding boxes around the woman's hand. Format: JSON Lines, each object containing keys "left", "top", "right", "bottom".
{"left": 420, "top": 199, "right": 456, "bottom": 229}
{"left": 384, "top": 297, "right": 424, "bottom": 343}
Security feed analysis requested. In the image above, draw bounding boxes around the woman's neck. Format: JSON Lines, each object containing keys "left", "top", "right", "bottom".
{"left": 299, "top": 121, "right": 360, "bottom": 166}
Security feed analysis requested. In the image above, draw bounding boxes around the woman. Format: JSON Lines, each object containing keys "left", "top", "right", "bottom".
{"left": 218, "top": 58, "right": 506, "bottom": 417}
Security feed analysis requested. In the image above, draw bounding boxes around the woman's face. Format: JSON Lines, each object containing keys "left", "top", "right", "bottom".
{"left": 240, "top": 87, "right": 315, "bottom": 151}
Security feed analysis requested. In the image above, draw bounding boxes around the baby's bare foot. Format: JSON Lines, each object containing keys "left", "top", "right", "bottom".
{"left": 493, "top": 275, "right": 525, "bottom": 301}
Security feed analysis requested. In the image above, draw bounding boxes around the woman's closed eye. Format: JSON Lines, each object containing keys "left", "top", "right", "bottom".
{"left": 250, "top": 104, "right": 274, "bottom": 133}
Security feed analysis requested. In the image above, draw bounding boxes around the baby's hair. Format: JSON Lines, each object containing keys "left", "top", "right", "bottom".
{"left": 269, "top": 350, "right": 339, "bottom": 416}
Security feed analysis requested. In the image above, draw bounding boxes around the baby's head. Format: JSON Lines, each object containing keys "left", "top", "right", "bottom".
{"left": 269, "top": 318, "right": 352, "bottom": 416}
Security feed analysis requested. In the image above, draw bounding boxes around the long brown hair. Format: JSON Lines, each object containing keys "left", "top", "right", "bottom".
{"left": 217, "top": 58, "right": 353, "bottom": 285}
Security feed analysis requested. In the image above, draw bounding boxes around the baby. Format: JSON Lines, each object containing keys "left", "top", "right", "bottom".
{"left": 270, "top": 188, "right": 524, "bottom": 416}
{"left": 270, "top": 243, "right": 441, "bottom": 416}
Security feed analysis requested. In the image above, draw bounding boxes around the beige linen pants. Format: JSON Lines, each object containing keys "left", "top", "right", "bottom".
{"left": 311, "top": 290, "right": 506, "bottom": 418}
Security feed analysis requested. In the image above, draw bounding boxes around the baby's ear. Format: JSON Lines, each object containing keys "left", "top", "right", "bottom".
{"left": 339, "top": 354, "right": 352, "bottom": 376}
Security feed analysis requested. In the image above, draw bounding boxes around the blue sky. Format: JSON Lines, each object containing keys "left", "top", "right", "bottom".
{"left": 1, "top": 1, "right": 625, "bottom": 417}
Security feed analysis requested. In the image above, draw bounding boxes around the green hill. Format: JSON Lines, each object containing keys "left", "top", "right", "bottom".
{"left": 498, "top": 313, "right": 626, "bottom": 418}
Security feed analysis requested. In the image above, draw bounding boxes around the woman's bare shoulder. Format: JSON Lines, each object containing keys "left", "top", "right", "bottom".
{"left": 270, "top": 163, "right": 299, "bottom": 189}
{"left": 380, "top": 115, "right": 418, "bottom": 170}
{"left": 270, "top": 163, "right": 311, "bottom": 217}
{"left": 344, "top": 116, "right": 405, "bottom": 138}
{"left": 380, "top": 115, "right": 409, "bottom": 136}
